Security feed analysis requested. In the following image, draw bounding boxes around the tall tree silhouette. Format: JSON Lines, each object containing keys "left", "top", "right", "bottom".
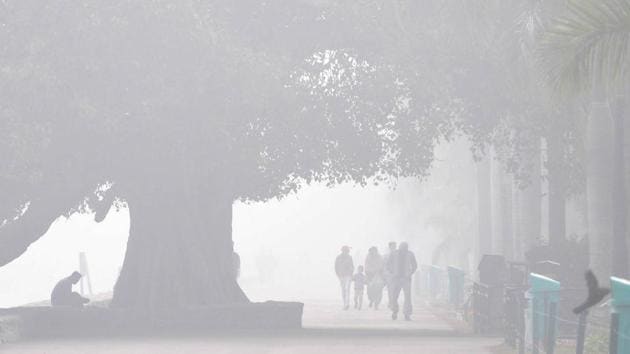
{"left": 0, "top": 1, "right": 456, "bottom": 309}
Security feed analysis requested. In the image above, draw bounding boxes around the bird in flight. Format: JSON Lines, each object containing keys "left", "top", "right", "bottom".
{"left": 573, "top": 270, "right": 610, "bottom": 314}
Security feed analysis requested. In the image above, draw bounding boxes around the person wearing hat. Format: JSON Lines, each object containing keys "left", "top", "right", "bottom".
{"left": 51, "top": 271, "right": 90, "bottom": 307}
{"left": 335, "top": 245, "right": 354, "bottom": 310}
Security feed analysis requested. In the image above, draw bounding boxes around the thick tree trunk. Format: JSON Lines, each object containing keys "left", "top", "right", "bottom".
{"left": 512, "top": 185, "right": 522, "bottom": 259}
{"left": 625, "top": 91, "right": 630, "bottom": 277}
{"left": 111, "top": 189, "right": 248, "bottom": 310}
{"left": 587, "top": 97, "right": 613, "bottom": 280}
{"left": 565, "top": 193, "right": 588, "bottom": 238}
{"left": 501, "top": 173, "right": 514, "bottom": 260}
{"left": 513, "top": 149, "right": 542, "bottom": 260}
{"left": 611, "top": 92, "right": 628, "bottom": 277}
{"left": 490, "top": 150, "right": 513, "bottom": 259}
{"left": 476, "top": 157, "right": 492, "bottom": 263}
{"left": 490, "top": 150, "right": 503, "bottom": 255}
{"left": 546, "top": 133, "right": 566, "bottom": 250}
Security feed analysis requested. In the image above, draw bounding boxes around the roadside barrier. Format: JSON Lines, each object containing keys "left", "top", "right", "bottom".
{"left": 421, "top": 264, "right": 630, "bottom": 354}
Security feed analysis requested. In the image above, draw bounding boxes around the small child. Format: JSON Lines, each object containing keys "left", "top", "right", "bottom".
{"left": 353, "top": 265, "right": 367, "bottom": 310}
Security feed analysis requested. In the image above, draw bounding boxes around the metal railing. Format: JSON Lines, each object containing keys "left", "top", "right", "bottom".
{"left": 420, "top": 265, "right": 630, "bottom": 354}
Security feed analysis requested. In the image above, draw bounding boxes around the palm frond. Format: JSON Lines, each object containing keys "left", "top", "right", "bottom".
{"left": 539, "top": 0, "right": 630, "bottom": 97}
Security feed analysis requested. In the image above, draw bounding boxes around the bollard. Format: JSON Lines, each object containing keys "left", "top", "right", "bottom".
{"left": 610, "top": 277, "right": 630, "bottom": 354}
{"left": 447, "top": 266, "right": 465, "bottom": 307}
{"left": 547, "top": 301, "right": 558, "bottom": 354}
{"left": 610, "top": 313, "right": 619, "bottom": 354}
{"left": 575, "top": 311, "right": 588, "bottom": 354}
{"left": 517, "top": 290, "right": 526, "bottom": 354}
{"left": 529, "top": 273, "right": 560, "bottom": 354}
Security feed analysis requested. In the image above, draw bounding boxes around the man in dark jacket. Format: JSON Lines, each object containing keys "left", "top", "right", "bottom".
{"left": 335, "top": 245, "right": 354, "bottom": 310}
{"left": 387, "top": 242, "right": 418, "bottom": 320}
{"left": 383, "top": 241, "right": 397, "bottom": 309}
{"left": 51, "top": 271, "right": 90, "bottom": 307}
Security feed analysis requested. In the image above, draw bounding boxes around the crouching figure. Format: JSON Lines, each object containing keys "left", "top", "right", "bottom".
{"left": 51, "top": 271, "right": 90, "bottom": 308}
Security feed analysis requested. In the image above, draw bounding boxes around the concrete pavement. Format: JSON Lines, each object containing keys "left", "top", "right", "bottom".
{"left": 1, "top": 300, "right": 505, "bottom": 354}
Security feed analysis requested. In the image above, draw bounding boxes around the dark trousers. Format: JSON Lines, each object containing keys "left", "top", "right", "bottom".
{"left": 52, "top": 292, "right": 89, "bottom": 308}
{"left": 391, "top": 278, "right": 413, "bottom": 316}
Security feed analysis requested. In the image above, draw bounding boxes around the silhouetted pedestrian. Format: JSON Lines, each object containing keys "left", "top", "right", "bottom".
{"left": 353, "top": 265, "right": 367, "bottom": 310}
{"left": 51, "top": 271, "right": 90, "bottom": 308}
{"left": 368, "top": 272, "right": 385, "bottom": 310}
{"left": 383, "top": 241, "right": 397, "bottom": 309}
{"left": 365, "top": 246, "right": 384, "bottom": 282}
{"left": 365, "top": 246, "right": 384, "bottom": 308}
{"left": 387, "top": 242, "right": 417, "bottom": 320}
{"left": 335, "top": 245, "right": 354, "bottom": 310}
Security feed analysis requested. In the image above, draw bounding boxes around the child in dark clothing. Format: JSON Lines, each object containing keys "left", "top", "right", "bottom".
{"left": 353, "top": 265, "right": 367, "bottom": 310}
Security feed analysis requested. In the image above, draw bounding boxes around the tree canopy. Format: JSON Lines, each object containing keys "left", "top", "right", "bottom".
{"left": 0, "top": 1, "right": 469, "bottom": 268}
{"left": 0, "top": 0, "right": 605, "bottom": 283}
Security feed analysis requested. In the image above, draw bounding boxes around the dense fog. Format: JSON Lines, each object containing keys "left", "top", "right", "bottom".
{"left": 2, "top": 1, "right": 629, "bottom": 353}
{"left": 0, "top": 140, "right": 478, "bottom": 307}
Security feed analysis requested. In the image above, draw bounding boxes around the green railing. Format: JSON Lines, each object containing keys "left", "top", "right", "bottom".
{"left": 610, "top": 277, "right": 630, "bottom": 354}
{"left": 528, "top": 273, "right": 561, "bottom": 354}
{"left": 420, "top": 262, "right": 630, "bottom": 354}
{"left": 447, "top": 266, "right": 466, "bottom": 307}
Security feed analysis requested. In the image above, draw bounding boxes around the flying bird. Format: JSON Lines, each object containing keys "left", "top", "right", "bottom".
{"left": 573, "top": 270, "right": 610, "bottom": 314}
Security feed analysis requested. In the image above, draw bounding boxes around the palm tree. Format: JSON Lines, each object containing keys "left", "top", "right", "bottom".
{"left": 541, "top": 0, "right": 630, "bottom": 278}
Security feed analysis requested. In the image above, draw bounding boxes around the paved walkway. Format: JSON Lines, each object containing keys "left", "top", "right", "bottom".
{"left": 303, "top": 299, "right": 455, "bottom": 332}
{"left": 1, "top": 300, "right": 505, "bottom": 354}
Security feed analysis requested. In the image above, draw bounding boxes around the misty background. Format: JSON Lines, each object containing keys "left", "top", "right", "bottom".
{"left": 2, "top": 1, "right": 630, "bottom": 353}
{"left": 0, "top": 140, "right": 476, "bottom": 307}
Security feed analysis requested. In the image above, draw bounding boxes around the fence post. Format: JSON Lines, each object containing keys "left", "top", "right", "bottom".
{"left": 547, "top": 301, "right": 557, "bottom": 354}
{"left": 518, "top": 290, "right": 525, "bottom": 354}
{"left": 610, "top": 313, "right": 619, "bottom": 354}
{"left": 532, "top": 298, "right": 539, "bottom": 354}
{"left": 575, "top": 310, "right": 588, "bottom": 354}
{"left": 610, "top": 277, "right": 630, "bottom": 354}
{"left": 529, "top": 273, "right": 560, "bottom": 354}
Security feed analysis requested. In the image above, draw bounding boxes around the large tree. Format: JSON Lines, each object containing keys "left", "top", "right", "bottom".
{"left": 1, "top": 1, "right": 459, "bottom": 310}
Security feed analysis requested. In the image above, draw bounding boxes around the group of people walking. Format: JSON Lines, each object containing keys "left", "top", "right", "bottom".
{"left": 335, "top": 241, "right": 418, "bottom": 320}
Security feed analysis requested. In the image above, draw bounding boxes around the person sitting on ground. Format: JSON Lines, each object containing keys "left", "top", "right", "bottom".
{"left": 353, "top": 265, "right": 367, "bottom": 310}
{"left": 51, "top": 271, "right": 90, "bottom": 308}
